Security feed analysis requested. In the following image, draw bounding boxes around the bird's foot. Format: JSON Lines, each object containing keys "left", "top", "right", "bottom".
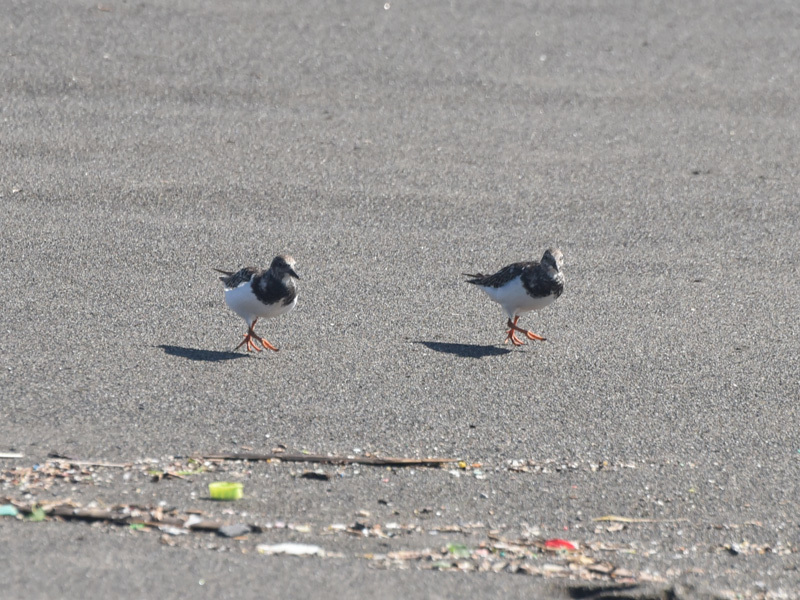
{"left": 524, "top": 330, "right": 546, "bottom": 341}
{"left": 235, "top": 332, "right": 264, "bottom": 352}
{"left": 504, "top": 329, "right": 526, "bottom": 346}
{"left": 505, "top": 318, "right": 546, "bottom": 344}
{"left": 255, "top": 335, "right": 279, "bottom": 352}
{"left": 249, "top": 325, "right": 279, "bottom": 352}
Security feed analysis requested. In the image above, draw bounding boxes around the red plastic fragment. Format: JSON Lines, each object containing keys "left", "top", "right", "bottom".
{"left": 544, "top": 538, "right": 577, "bottom": 551}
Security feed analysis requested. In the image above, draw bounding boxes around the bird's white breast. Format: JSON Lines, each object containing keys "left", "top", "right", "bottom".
{"left": 224, "top": 281, "right": 297, "bottom": 325}
{"left": 479, "top": 277, "right": 556, "bottom": 319}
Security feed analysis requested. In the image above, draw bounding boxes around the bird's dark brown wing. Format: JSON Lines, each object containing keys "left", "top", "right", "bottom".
{"left": 464, "top": 262, "right": 535, "bottom": 288}
{"left": 216, "top": 267, "right": 260, "bottom": 289}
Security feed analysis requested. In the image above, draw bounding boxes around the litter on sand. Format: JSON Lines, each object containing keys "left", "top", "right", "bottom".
{"left": 257, "top": 542, "right": 326, "bottom": 557}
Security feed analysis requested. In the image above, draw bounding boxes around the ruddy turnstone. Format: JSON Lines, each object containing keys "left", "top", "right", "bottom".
{"left": 215, "top": 254, "right": 300, "bottom": 352}
{"left": 464, "top": 248, "right": 564, "bottom": 346}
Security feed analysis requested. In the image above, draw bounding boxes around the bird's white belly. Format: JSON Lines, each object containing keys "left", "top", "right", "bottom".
{"left": 481, "top": 277, "right": 555, "bottom": 318}
{"left": 224, "top": 283, "right": 297, "bottom": 324}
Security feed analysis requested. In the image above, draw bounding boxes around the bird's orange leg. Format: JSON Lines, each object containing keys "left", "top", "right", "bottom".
{"left": 235, "top": 332, "right": 263, "bottom": 352}
{"left": 504, "top": 317, "right": 526, "bottom": 346}
{"left": 241, "top": 319, "right": 279, "bottom": 352}
{"left": 232, "top": 319, "right": 272, "bottom": 353}
{"left": 253, "top": 334, "right": 279, "bottom": 352}
{"left": 234, "top": 319, "right": 259, "bottom": 352}
{"left": 505, "top": 317, "right": 546, "bottom": 345}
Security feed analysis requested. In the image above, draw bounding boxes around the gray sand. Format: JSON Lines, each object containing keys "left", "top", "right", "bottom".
{"left": 2, "top": 1, "right": 799, "bottom": 598}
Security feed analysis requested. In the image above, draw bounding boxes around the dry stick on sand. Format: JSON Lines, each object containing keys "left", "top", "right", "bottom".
{"left": 5, "top": 500, "right": 225, "bottom": 532}
{"left": 592, "top": 515, "right": 691, "bottom": 524}
{"left": 199, "top": 452, "right": 460, "bottom": 467}
{"left": 46, "top": 450, "right": 458, "bottom": 469}
{"left": 47, "top": 452, "right": 132, "bottom": 468}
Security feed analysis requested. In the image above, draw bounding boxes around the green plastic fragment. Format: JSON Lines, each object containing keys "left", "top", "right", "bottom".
{"left": 27, "top": 506, "right": 46, "bottom": 522}
{"left": 446, "top": 543, "right": 471, "bottom": 558}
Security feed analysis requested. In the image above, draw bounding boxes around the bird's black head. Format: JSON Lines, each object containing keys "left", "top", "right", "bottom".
{"left": 541, "top": 248, "right": 564, "bottom": 272}
{"left": 271, "top": 254, "right": 300, "bottom": 279}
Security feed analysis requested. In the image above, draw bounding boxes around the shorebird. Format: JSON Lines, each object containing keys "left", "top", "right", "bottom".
{"left": 464, "top": 248, "right": 564, "bottom": 346}
{"left": 215, "top": 254, "right": 300, "bottom": 352}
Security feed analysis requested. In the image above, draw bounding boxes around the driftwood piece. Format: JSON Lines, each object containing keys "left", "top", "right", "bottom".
{"left": 47, "top": 452, "right": 132, "bottom": 468}
{"left": 6, "top": 500, "right": 227, "bottom": 532}
{"left": 198, "top": 452, "right": 459, "bottom": 467}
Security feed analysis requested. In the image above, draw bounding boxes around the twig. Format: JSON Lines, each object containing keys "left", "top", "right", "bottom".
{"left": 592, "top": 515, "right": 690, "bottom": 523}
{"left": 10, "top": 501, "right": 225, "bottom": 532}
{"left": 487, "top": 532, "right": 544, "bottom": 548}
{"left": 47, "top": 452, "right": 131, "bottom": 468}
{"left": 198, "top": 452, "right": 459, "bottom": 467}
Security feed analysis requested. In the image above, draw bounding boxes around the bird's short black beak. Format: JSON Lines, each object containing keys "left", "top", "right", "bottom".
{"left": 289, "top": 268, "right": 301, "bottom": 280}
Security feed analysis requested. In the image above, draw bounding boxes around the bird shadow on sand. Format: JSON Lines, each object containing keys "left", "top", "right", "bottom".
{"left": 414, "top": 340, "right": 511, "bottom": 358}
{"left": 157, "top": 344, "right": 248, "bottom": 362}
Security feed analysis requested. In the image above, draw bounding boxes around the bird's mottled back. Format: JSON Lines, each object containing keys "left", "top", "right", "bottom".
{"left": 465, "top": 248, "right": 564, "bottom": 292}
{"left": 216, "top": 255, "right": 300, "bottom": 292}
{"left": 216, "top": 267, "right": 261, "bottom": 290}
{"left": 464, "top": 263, "right": 529, "bottom": 288}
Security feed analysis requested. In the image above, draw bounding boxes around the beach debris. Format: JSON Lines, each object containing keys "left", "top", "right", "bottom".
{"left": 218, "top": 524, "right": 252, "bottom": 538}
{"left": 1, "top": 499, "right": 223, "bottom": 532}
{"left": 543, "top": 538, "right": 577, "bottom": 551}
{"left": 717, "top": 541, "right": 793, "bottom": 556}
{"left": 27, "top": 506, "right": 47, "bottom": 522}
{"left": 200, "top": 451, "right": 459, "bottom": 468}
{"left": 209, "top": 481, "right": 244, "bottom": 500}
{"left": 592, "top": 515, "right": 689, "bottom": 524}
{"left": 47, "top": 452, "right": 132, "bottom": 468}
{"left": 446, "top": 543, "right": 471, "bottom": 558}
{"left": 506, "top": 458, "right": 637, "bottom": 474}
{"left": 299, "top": 470, "right": 331, "bottom": 481}
{"left": 257, "top": 542, "right": 325, "bottom": 557}
{"left": 159, "top": 525, "right": 188, "bottom": 536}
